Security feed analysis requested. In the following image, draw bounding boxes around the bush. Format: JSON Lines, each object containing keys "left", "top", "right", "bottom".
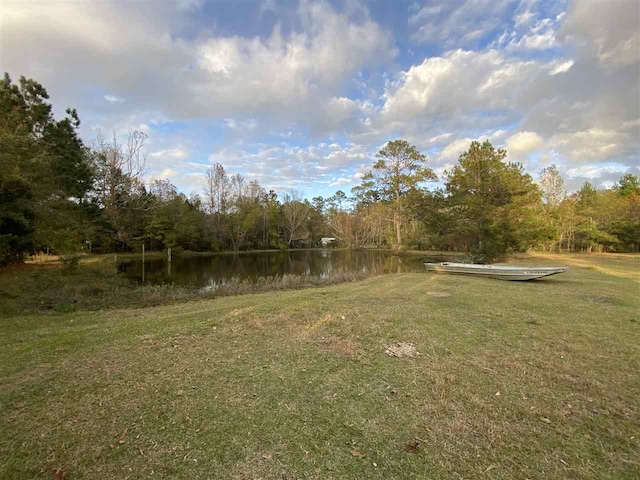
{"left": 60, "top": 255, "right": 80, "bottom": 275}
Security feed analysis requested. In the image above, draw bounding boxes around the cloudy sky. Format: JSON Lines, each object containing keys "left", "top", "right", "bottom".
{"left": 2, "top": 0, "right": 639, "bottom": 197}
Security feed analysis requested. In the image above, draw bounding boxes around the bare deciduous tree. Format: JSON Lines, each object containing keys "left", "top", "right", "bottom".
{"left": 92, "top": 129, "right": 148, "bottom": 210}
{"left": 539, "top": 164, "right": 566, "bottom": 207}
{"left": 329, "top": 210, "right": 375, "bottom": 248}
{"left": 203, "top": 163, "right": 229, "bottom": 214}
{"left": 282, "top": 190, "right": 310, "bottom": 247}
{"left": 229, "top": 173, "right": 246, "bottom": 204}
{"left": 91, "top": 129, "right": 149, "bottom": 248}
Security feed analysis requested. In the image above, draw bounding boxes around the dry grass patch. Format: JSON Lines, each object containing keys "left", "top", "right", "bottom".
{"left": 318, "top": 336, "right": 363, "bottom": 359}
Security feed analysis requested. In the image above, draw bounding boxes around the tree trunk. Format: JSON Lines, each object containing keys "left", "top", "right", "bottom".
{"left": 394, "top": 210, "right": 402, "bottom": 248}
{"left": 393, "top": 187, "right": 403, "bottom": 249}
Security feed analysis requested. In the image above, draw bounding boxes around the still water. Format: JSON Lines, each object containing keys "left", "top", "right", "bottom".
{"left": 118, "top": 249, "right": 448, "bottom": 289}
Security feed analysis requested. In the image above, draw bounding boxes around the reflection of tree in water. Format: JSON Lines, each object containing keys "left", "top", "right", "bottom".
{"left": 289, "top": 251, "right": 312, "bottom": 276}
{"left": 229, "top": 253, "right": 245, "bottom": 277}
{"left": 124, "top": 250, "right": 429, "bottom": 288}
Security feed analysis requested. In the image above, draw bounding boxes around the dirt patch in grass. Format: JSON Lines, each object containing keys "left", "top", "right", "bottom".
{"left": 318, "top": 336, "right": 362, "bottom": 359}
{"left": 581, "top": 295, "right": 622, "bottom": 305}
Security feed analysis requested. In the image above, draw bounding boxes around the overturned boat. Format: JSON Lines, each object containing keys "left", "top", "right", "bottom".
{"left": 424, "top": 262, "right": 568, "bottom": 281}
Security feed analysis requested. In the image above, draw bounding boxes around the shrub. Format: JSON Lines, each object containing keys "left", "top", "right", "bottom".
{"left": 60, "top": 255, "right": 80, "bottom": 275}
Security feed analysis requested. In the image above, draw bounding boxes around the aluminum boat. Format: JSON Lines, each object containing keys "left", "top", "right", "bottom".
{"left": 424, "top": 262, "right": 568, "bottom": 281}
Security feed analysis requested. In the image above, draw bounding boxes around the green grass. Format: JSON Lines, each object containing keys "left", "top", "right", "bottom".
{"left": 1, "top": 254, "right": 639, "bottom": 479}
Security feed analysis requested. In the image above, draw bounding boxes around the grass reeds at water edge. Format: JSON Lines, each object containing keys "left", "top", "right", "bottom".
{"left": 0, "top": 257, "right": 372, "bottom": 316}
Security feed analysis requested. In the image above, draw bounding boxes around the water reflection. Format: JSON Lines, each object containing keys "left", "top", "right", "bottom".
{"left": 118, "top": 249, "right": 450, "bottom": 289}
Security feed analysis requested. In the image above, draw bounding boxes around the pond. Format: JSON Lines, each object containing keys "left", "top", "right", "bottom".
{"left": 118, "top": 249, "right": 453, "bottom": 289}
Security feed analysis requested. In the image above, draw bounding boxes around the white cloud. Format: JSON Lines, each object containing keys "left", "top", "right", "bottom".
{"left": 191, "top": 1, "right": 394, "bottom": 125}
{"left": 380, "top": 49, "right": 542, "bottom": 124}
{"left": 509, "top": 30, "right": 557, "bottom": 50}
{"left": 507, "top": 14, "right": 560, "bottom": 51}
{"left": 0, "top": 0, "right": 394, "bottom": 136}
{"left": 152, "top": 168, "right": 179, "bottom": 180}
{"left": 565, "top": 163, "right": 629, "bottom": 179}
{"left": 432, "top": 129, "right": 515, "bottom": 168}
{"left": 550, "top": 128, "right": 630, "bottom": 163}
{"left": 178, "top": 172, "right": 208, "bottom": 193}
{"left": 147, "top": 147, "right": 190, "bottom": 173}
{"left": 206, "top": 141, "right": 373, "bottom": 194}
{"left": 514, "top": 10, "right": 535, "bottom": 29}
{"left": 409, "top": 0, "right": 511, "bottom": 48}
{"left": 1, "top": 0, "right": 638, "bottom": 194}
{"left": 329, "top": 177, "right": 353, "bottom": 187}
{"left": 562, "top": 0, "right": 640, "bottom": 68}
{"left": 225, "top": 118, "right": 258, "bottom": 131}
{"left": 506, "top": 131, "right": 544, "bottom": 161}
{"left": 435, "top": 138, "right": 476, "bottom": 164}
{"left": 371, "top": 2, "right": 639, "bottom": 182}
{"left": 427, "top": 132, "right": 454, "bottom": 146}
{"left": 549, "top": 60, "right": 574, "bottom": 75}
{"left": 104, "top": 94, "right": 124, "bottom": 103}
{"left": 149, "top": 148, "right": 189, "bottom": 161}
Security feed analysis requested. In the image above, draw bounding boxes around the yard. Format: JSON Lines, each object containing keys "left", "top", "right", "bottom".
{"left": 1, "top": 254, "right": 638, "bottom": 479}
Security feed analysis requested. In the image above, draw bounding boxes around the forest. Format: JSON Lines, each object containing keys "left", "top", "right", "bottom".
{"left": 2, "top": 73, "right": 639, "bottom": 267}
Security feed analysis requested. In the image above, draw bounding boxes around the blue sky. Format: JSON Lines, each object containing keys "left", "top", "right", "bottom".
{"left": 2, "top": 0, "right": 639, "bottom": 198}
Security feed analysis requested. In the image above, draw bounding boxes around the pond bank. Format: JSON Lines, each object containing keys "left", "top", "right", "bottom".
{"left": 0, "top": 257, "right": 372, "bottom": 316}
{"left": 4, "top": 249, "right": 455, "bottom": 315}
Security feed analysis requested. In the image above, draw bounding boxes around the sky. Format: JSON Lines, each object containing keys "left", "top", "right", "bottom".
{"left": 1, "top": 0, "right": 639, "bottom": 198}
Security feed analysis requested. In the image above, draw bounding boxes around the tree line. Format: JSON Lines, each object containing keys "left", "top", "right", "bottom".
{"left": 1, "top": 74, "right": 638, "bottom": 266}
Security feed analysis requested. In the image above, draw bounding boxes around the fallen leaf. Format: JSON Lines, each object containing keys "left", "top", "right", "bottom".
{"left": 404, "top": 440, "right": 419, "bottom": 453}
{"left": 118, "top": 428, "right": 128, "bottom": 444}
{"left": 52, "top": 467, "right": 67, "bottom": 480}
{"left": 350, "top": 449, "right": 366, "bottom": 459}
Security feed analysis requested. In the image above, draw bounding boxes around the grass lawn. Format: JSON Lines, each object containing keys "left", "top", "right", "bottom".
{"left": 1, "top": 253, "right": 639, "bottom": 479}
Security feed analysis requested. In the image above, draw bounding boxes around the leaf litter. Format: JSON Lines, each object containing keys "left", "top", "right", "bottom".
{"left": 404, "top": 440, "right": 420, "bottom": 453}
{"left": 384, "top": 342, "right": 420, "bottom": 358}
{"left": 350, "top": 449, "right": 366, "bottom": 459}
